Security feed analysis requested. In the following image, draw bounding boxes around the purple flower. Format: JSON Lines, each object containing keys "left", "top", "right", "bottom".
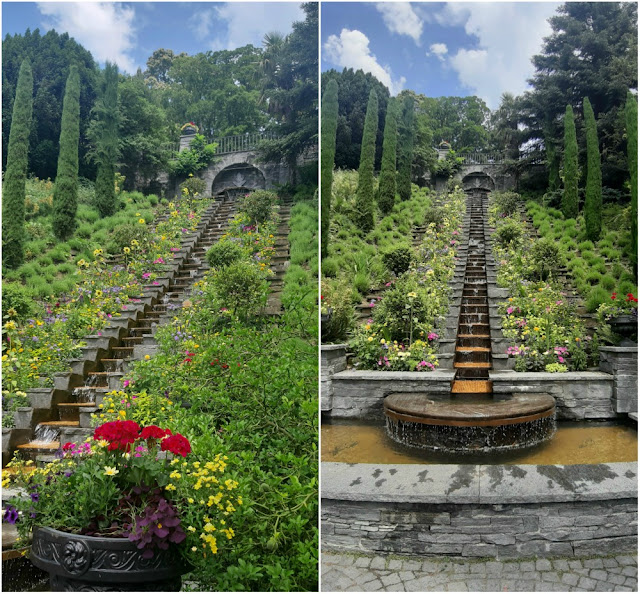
{"left": 30, "top": 492, "right": 39, "bottom": 502}
{"left": 4, "top": 506, "right": 18, "bottom": 524}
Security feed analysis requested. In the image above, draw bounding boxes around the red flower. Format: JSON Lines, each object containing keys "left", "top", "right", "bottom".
{"left": 221, "top": 364, "right": 229, "bottom": 369}
{"left": 62, "top": 442, "right": 74, "bottom": 451}
{"left": 160, "top": 433, "right": 191, "bottom": 457}
{"left": 611, "top": 292, "right": 618, "bottom": 300}
{"left": 140, "top": 425, "right": 171, "bottom": 440}
{"left": 94, "top": 420, "right": 141, "bottom": 451}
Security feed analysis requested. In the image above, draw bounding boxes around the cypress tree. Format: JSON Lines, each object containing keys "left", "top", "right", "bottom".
{"left": 626, "top": 92, "right": 637, "bottom": 269}
{"left": 583, "top": 97, "right": 602, "bottom": 241}
{"left": 562, "top": 105, "right": 579, "bottom": 219}
{"left": 93, "top": 62, "right": 120, "bottom": 217}
{"left": 52, "top": 65, "right": 81, "bottom": 240}
{"left": 321, "top": 79, "right": 339, "bottom": 259}
{"left": 397, "top": 95, "right": 415, "bottom": 201}
{"left": 2, "top": 59, "right": 33, "bottom": 269}
{"left": 355, "top": 89, "right": 378, "bottom": 233}
{"left": 377, "top": 98, "right": 397, "bottom": 215}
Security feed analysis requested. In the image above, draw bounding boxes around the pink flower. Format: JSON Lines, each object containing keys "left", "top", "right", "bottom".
{"left": 506, "top": 307, "right": 514, "bottom": 315}
{"left": 427, "top": 332, "right": 439, "bottom": 341}
{"left": 153, "top": 257, "right": 165, "bottom": 264}
{"left": 558, "top": 356, "right": 565, "bottom": 363}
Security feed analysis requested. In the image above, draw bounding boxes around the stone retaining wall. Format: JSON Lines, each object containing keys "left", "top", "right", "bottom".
{"left": 599, "top": 347, "right": 638, "bottom": 414}
{"left": 321, "top": 462, "right": 638, "bottom": 559}
{"left": 490, "top": 371, "right": 616, "bottom": 420}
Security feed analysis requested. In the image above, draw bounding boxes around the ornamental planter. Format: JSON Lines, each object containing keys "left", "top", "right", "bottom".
{"left": 608, "top": 314, "right": 638, "bottom": 344}
{"left": 30, "top": 527, "right": 189, "bottom": 592}
{"left": 320, "top": 307, "right": 333, "bottom": 324}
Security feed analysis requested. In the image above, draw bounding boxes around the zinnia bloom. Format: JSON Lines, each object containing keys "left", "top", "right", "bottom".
{"left": 161, "top": 433, "right": 191, "bottom": 457}
{"left": 140, "top": 425, "right": 171, "bottom": 440}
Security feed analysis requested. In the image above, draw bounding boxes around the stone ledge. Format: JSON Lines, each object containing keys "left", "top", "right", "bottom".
{"left": 321, "top": 461, "right": 637, "bottom": 505}
{"left": 490, "top": 370, "right": 613, "bottom": 382}
{"left": 333, "top": 370, "right": 456, "bottom": 382}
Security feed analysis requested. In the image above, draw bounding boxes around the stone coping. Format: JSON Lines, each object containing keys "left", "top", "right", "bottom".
{"left": 490, "top": 370, "right": 613, "bottom": 381}
{"left": 321, "top": 461, "right": 637, "bottom": 505}
{"left": 599, "top": 346, "right": 639, "bottom": 353}
{"left": 332, "top": 370, "right": 456, "bottom": 381}
{"left": 321, "top": 344, "right": 349, "bottom": 351}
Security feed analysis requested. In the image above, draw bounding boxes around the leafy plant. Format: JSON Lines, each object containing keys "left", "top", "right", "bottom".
{"left": 240, "top": 190, "right": 277, "bottom": 225}
{"left": 381, "top": 244, "right": 412, "bottom": 276}
{"left": 206, "top": 241, "right": 245, "bottom": 269}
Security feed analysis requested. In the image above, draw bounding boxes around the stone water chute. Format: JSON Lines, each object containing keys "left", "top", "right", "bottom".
{"left": 384, "top": 190, "right": 556, "bottom": 452}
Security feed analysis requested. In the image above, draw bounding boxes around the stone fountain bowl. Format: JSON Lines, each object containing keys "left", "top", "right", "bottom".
{"left": 384, "top": 392, "right": 556, "bottom": 453}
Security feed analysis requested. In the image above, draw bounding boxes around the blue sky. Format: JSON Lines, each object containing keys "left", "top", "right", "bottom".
{"left": 322, "top": 2, "right": 561, "bottom": 108}
{"left": 2, "top": 2, "right": 305, "bottom": 74}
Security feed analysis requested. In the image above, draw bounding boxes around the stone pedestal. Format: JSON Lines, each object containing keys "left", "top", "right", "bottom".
{"left": 599, "top": 346, "right": 638, "bottom": 414}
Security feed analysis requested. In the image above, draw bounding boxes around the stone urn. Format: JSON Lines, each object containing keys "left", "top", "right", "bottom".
{"left": 30, "top": 527, "right": 189, "bottom": 591}
{"left": 608, "top": 314, "right": 638, "bottom": 345}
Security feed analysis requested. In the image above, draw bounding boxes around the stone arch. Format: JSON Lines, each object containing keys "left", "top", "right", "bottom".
{"left": 460, "top": 171, "right": 495, "bottom": 193}
{"left": 211, "top": 162, "right": 266, "bottom": 196}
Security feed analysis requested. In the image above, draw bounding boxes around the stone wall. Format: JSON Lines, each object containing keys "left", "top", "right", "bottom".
{"left": 490, "top": 371, "right": 616, "bottom": 420}
{"left": 599, "top": 347, "right": 638, "bottom": 414}
{"left": 321, "top": 461, "right": 638, "bottom": 559}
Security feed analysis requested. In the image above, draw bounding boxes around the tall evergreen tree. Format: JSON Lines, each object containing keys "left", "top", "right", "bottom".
{"left": 355, "top": 89, "right": 378, "bottom": 233}
{"left": 562, "top": 105, "right": 579, "bottom": 219}
{"left": 397, "top": 95, "right": 415, "bottom": 201}
{"left": 626, "top": 92, "right": 637, "bottom": 269}
{"left": 321, "top": 79, "right": 339, "bottom": 259}
{"left": 91, "top": 62, "right": 119, "bottom": 217}
{"left": 583, "top": 97, "right": 602, "bottom": 241}
{"left": 2, "top": 59, "right": 33, "bottom": 269}
{"left": 52, "top": 65, "right": 81, "bottom": 240}
{"left": 377, "top": 98, "right": 397, "bottom": 215}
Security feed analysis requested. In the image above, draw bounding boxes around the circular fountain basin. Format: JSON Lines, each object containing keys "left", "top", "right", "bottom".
{"left": 384, "top": 392, "right": 556, "bottom": 453}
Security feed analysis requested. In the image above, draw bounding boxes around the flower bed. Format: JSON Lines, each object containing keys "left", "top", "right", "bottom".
{"left": 489, "top": 192, "right": 606, "bottom": 372}
{"left": 348, "top": 187, "right": 466, "bottom": 371}
{"left": 81, "top": 194, "right": 318, "bottom": 591}
{"left": 1, "top": 197, "right": 210, "bottom": 427}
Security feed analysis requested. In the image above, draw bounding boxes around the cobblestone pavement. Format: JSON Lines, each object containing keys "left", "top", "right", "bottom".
{"left": 321, "top": 551, "right": 638, "bottom": 592}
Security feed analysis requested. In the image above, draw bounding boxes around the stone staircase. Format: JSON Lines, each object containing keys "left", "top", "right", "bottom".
{"left": 12, "top": 197, "right": 237, "bottom": 462}
{"left": 265, "top": 199, "right": 293, "bottom": 316}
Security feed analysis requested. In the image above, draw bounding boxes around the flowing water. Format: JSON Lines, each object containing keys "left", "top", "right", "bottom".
{"left": 322, "top": 420, "right": 638, "bottom": 465}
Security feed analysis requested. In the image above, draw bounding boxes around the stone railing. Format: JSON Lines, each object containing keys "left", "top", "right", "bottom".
{"left": 212, "top": 132, "right": 279, "bottom": 155}
{"left": 458, "top": 152, "right": 507, "bottom": 165}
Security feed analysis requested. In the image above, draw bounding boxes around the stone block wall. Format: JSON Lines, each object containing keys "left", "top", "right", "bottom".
{"left": 599, "top": 347, "right": 638, "bottom": 414}
{"left": 322, "top": 498, "right": 637, "bottom": 559}
{"left": 490, "top": 371, "right": 616, "bottom": 420}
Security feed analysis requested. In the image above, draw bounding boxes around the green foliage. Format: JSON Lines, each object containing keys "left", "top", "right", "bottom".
{"left": 210, "top": 261, "right": 269, "bottom": 319}
{"left": 354, "top": 89, "right": 378, "bottom": 232}
{"left": 562, "top": 104, "right": 579, "bottom": 219}
{"left": 377, "top": 98, "right": 397, "bottom": 214}
{"left": 494, "top": 220, "right": 524, "bottom": 247}
{"left": 583, "top": 97, "right": 602, "bottom": 241}
{"left": 90, "top": 62, "right": 119, "bottom": 217}
{"left": 2, "top": 282, "right": 34, "bottom": 319}
{"left": 240, "top": 190, "right": 277, "bottom": 225}
{"left": 106, "top": 223, "right": 151, "bottom": 255}
{"left": 626, "top": 92, "right": 637, "bottom": 269}
{"left": 321, "top": 79, "right": 339, "bottom": 259}
{"left": 531, "top": 237, "right": 563, "bottom": 281}
{"left": 170, "top": 134, "right": 217, "bottom": 177}
{"left": 492, "top": 191, "right": 521, "bottom": 216}
{"left": 586, "top": 286, "right": 610, "bottom": 313}
{"left": 206, "top": 241, "right": 245, "bottom": 269}
{"left": 431, "top": 150, "right": 463, "bottom": 178}
{"left": 2, "top": 59, "right": 33, "bottom": 269}
{"left": 397, "top": 95, "right": 415, "bottom": 201}
{"left": 52, "top": 65, "right": 81, "bottom": 241}
{"left": 381, "top": 244, "right": 412, "bottom": 276}
{"left": 321, "top": 277, "right": 355, "bottom": 342}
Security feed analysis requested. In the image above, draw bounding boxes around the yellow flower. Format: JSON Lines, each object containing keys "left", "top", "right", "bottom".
{"left": 4, "top": 321, "right": 16, "bottom": 330}
{"left": 380, "top": 339, "right": 386, "bottom": 344}
{"left": 533, "top": 327, "right": 540, "bottom": 332}
{"left": 93, "top": 249, "right": 102, "bottom": 256}
{"left": 123, "top": 247, "right": 131, "bottom": 254}
{"left": 165, "top": 483, "right": 176, "bottom": 491}
{"left": 367, "top": 337, "right": 373, "bottom": 342}
{"left": 103, "top": 466, "right": 119, "bottom": 477}
{"left": 139, "top": 218, "right": 146, "bottom": 224}
{"left": 144, "top": 355, "right": 150, "bottom": 360}
{"left": 188, "top": 526, "right": 196, "bottom": 532}
{"left": 191, "top": 546, "right": 197, "bottom": 552}
{"left": 407, "top": 292, "right": 417, "bottom": 298}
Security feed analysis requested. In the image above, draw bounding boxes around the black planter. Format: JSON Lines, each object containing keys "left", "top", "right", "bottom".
{"left": 609, "top": 314, "right": 638, "bottom": 344}
{"left": 30, "top": 527, "right": 189, "bottom": 592}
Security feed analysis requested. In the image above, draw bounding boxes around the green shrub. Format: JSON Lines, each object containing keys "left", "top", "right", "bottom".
{"left": 492, "top": 191, "right": 521, "bottom": 216}
{"left": 586, "top": 286, "right": 609, "bottom": 313}
{"left": 240, "top": 190, "right": 277, "bottom": 225}
{"left": 494, "top": 220, "right": 524, "bottom": 247}
{"left": 381, "top": 244, "right": 412, "bottom": 276}
{"left": 76, "top": 223, "right": 92, "bottom": 239}
{"left": 106, "top": 224, "right": 150, "bottom": 254}
{"left": 321, "top": 257, "right": 338, "bottom": 278}
{"left": 210, "top": 261, "right": 268, "bottom": 318}
{"left": 36, "top": 254, "right": 53, "bottom": 267}
{"left": 353, "top": 272, "right": 370, "bottom": 295}
{"left": 49, "top": 246, "right": 70, "bottom": 264}
{"left": 600, "top": 275, "right": 617, "bottom": 291}
{"left": 2, "top": 282, "right": 35, "bottom": 319}
{"left": 617, "top": 280, "right": 637, "bottom": 297}
{"left": 578, "top": 240, "right": 595, "bottom": 252}
{"left": 321, "top": 278, "right": 355, "bottom": 342}
{"left": 611, "top": 262, "right": 626, "bottom": 279}
{"left": 530, "top": 237, "right": 563, "bottom": 280}
{"left": 206, "top": 241, "right": 245, "bottom": 269}
{"left": 585, "top": 271, "right": 602, "bottom": 286}
{"left": 424, "top": 207, "right": 445, "bottom": 228}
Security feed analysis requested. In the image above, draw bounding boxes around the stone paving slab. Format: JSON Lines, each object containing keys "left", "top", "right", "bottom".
{"left": 321, "top": 551, "right": 638, "bottom": 592}
{"left": 322, "top": 462, "right": 637, "bottom": 504}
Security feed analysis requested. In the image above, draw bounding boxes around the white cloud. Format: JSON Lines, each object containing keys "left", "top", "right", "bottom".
{"left": 37, "top": 2, "right": 137, "bottom": 73}
{"left": 209, "top": 3, "right": 304, "bottom": 51}
{"left": 428, "top": 43, "right": 448, "bottom": 61}
{"left": 432, "top": 2, "right": 561, "bottom": 108}
{"left": 189, "top": 9, "right": 215, "bottom": 42}
{"left": 324, "top": 29, "right": 406, "bottom": 96}
{"left": 375, "top": 3, "right": 423, "bottom": 44}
